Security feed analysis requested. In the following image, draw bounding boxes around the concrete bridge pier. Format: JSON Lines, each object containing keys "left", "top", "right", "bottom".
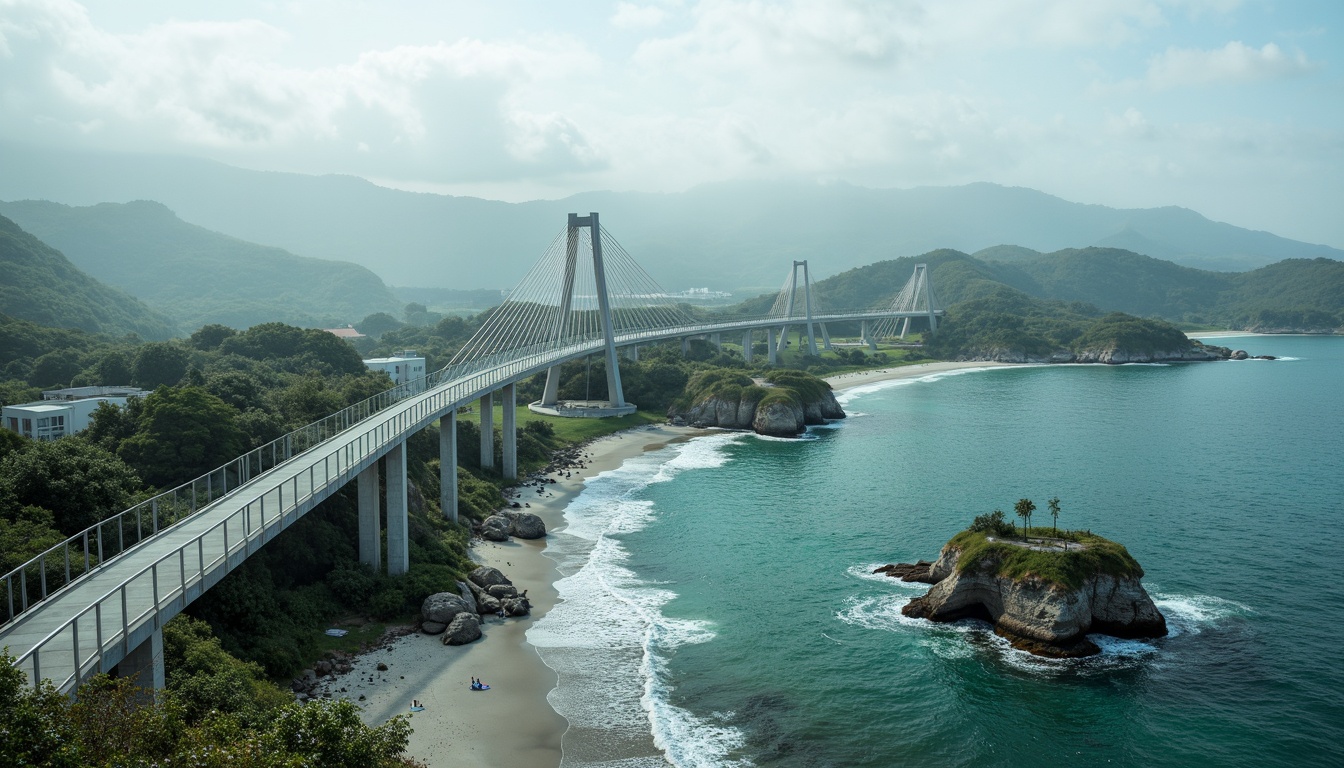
{"left": 819, "top": 323, "right": 833, "bottom": 351}
{"left": 479, "top": 393, "right": 495, "bottom": 470}
{"left": 440, "top": 410, "right": 457, "bottom": 523}
{"left": 861, "top": 320, "right": 878, "bottom": 351}
{"left": 113, "top": 626, "right": 164, "bottom": 699}
{"left": 501, "top": 384, "right": 517, "bottom": 481}
{"left": 711, "top": 333, "right": 722, "bottom": 350}
{"left": 385, "top": 442, "right": 409, "bottom": 576}
{"left": 681, "top": 337, "right": 689, "bottom": 355}
{"left": 767, "top": 328, "right": 778, "bottom": 365}
{"left": 357, "top": 464, "right": 381, "bottom": 571}
{"left": 626, "top": 345, "right": 639, "bottom": 362}
{"left": 742, "top": 330, "right": 754, "bottom": 363}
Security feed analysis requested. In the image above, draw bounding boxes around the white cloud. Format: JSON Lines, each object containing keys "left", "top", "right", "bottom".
{"left": 610, "top": 2, "right": 669, "bottom": 29}
{"left": 1147, "top": 41, "right": 1318, "bottom": 89}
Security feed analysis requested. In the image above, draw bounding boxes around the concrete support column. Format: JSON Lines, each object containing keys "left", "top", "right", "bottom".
{"left": 861, "top": 320, "right": 877, "bottom": 351}
{"left": 819, "top": 323, "right": 833, "bottom": 351}
{"left": 776, "top": 325, "right": 790, "bottom": 355}
{"left": 385, "top": 441, "right": 409, "bottom": 576}
{"left": 681, "top": 337, "right": 690, "bottom": 355}
{"left": 900, "top": 317, "right": 911, "bottom": 340}
{"left": 742, "top": 330, "right": 754, "bottom": 363}
{"left": 501, "top": 384, "right": 517, "bottom": 481}
{"left": 541, "top": 366, "right": 561, "bottom": 407}
{"left": 479, "top": 393, "right": 495, "bottom": 470}
{"left": 357, "top": 463, "right": 381, "bottom": 570}
{"left": 712, "top": 333, "right": 722, "bottom": 350}
{"left": 115, "top": 627, "right": 164, "bottom": 698}
{"left": 627, "top": 345, "right": 639, "bottom": 362}
{"left": 767, "top": 328, "right": 778, "bottom": 365}
{"left": 440, "top": 411, "right": 457, "bottom": 523}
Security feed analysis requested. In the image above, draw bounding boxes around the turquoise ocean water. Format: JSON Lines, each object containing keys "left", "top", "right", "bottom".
{"left": 530, "top": 336, "right": 1344, "bottom": 768}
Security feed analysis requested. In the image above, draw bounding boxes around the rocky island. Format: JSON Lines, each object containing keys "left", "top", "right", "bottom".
{"left": 667, "top": 368, "right": 844, "bottom": 437}
{"left": 883, "top": 512, "right": 1167, "bottom": 657}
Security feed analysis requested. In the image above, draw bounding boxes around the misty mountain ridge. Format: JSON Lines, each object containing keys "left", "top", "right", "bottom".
{"left": 0, "top": 213, "right": 178, "bottom": 340}
{"left": 0, "top": 141, "right": 1338, "bottom": 295}
{"left": 0, "top": 199, "right": 401, "bottom": 331}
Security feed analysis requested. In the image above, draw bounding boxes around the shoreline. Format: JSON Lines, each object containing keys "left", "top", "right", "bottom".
{"left": 322, "top": 360, "right": 1014, "bottom": 766}
{"left": 321, "top": 424, "right": 706, "bottom": 768}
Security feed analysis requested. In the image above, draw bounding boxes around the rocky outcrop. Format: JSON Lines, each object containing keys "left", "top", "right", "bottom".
{"left": 893, "top": 543, "right": 1167, "bottom": 658}
{"left": 952, "top": 343, "right": 1231, "bottom": 365}
{"left": 672, "top": 384, "right": 845, "bottom": 437}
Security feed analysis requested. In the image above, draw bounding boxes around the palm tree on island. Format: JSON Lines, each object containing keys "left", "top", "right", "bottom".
{"left": 1048, "top": 496, "right": 1061, "bottom": 537}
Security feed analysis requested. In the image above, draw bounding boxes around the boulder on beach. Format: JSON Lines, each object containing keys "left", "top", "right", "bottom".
{"left": 503, "top": 597, "right": 531, "bottom": 617}
{"left": 481, "top": 515, "right": 511, "bottom": 541}
{"left": 442, "top": 613, "right": 482, "bottom": 645}
{"left": 421, "top": 592, "right": 474, "bottom": 631}
{"left": 456, "top": 580, "right": 478, "bottom": 614}
{"left": 420, "top": 621, "right": 447, "bottom": 635}
{"left": 506, "top": 511, "right": 546, "bottom": 539}
{"left": 469, "top": 566, "right": 512, "bottom": 589}
{"left": 486, "top": 583, "right": 518, "bottom": 600}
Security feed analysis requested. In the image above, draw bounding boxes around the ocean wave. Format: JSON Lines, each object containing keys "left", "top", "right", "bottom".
{"left": 532, "top": 433, "right": 751, "bottom": 768}
{"left": 1151, "top": 591, "right": 1253, "bottom": 637}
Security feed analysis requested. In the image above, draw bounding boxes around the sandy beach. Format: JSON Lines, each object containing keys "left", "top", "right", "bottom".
{"left": 322, "top": 361, "right": 1009, "bottom": 767}
{"left": 319, "top": 424, "right": 706, "bottom": 768}
{"left": 824, "top": 360, "right": 1014, "bottom": 391}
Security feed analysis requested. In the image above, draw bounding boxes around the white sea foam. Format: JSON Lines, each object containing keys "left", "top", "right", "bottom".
{"left": 1152, "top": 591, "right": 1253, "bottom": 637}
{"left": 530, "top": 434, "right": 751, "bottom": 768}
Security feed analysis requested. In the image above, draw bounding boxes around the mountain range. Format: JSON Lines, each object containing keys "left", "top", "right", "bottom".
{"left": 2, "top": 141, "right": 1339, "bottom": 296}
{"left": 0, "top": 212, "right": 177, "bottom": 340}
{"left": 0, "top": 199, "right": 400, "bottom": 331}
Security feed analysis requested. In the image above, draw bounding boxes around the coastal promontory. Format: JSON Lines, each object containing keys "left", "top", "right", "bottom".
{"left": 667, "top": 368, "right": 844, "bottom": 437}
{"left": 885, "top": 510, "right": 1167, "bottom": 657}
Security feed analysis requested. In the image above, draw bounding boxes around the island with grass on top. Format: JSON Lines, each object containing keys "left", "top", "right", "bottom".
{"left": 878, "top": 504, "right": 1167, "bottom": 657}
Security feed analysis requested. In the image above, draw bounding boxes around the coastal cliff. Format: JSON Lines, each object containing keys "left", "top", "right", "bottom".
{"left": 667, "top": 368, "right": 844, "bottom": 437}
{"left": 951, "top": 342, "right": 1231, "bottom": 365}
{"left": 887, "top": 525, "right": 1167, "bottom": 657}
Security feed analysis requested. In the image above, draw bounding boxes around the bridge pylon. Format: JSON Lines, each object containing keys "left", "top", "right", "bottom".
{"left": 769, "top": 259, "right": 829, "bottom": 359}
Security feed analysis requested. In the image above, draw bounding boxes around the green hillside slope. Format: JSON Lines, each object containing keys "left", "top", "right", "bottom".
{"left": 0, "top": 214, "right": 178, "bottom": 340}
{"left": 0, "top": 200, "right": 401, "bottom": 332}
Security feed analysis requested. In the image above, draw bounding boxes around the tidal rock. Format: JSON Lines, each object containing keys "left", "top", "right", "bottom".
{"left": 422, "top": 592, "right": 475, "bottom": 628}
{"left": 505, "top": 511, "right": 546, "bottom": 539}
{"left": 873, "top": 560, "right": 938, "bottom": 584}
{"left": 1230, "top": 349, "right": 1249, "bottom": 360}
{"left": 503, "top": 597, "right": 531, "bottom": 617}
{"left": 481, "top": 515, "right": 511, "bottom": 541}
{"left": 469, "top": 566, "right": 513, "bottom": 589}
{"left": 477, "top": 594, "right": 501, "bottom": 614}
{"left": 442, "top": 613, "right": 482, "bottom": 645}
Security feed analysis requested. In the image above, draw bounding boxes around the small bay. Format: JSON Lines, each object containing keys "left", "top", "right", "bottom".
{"left": 535, "top": 336, "right": 1344, "bottom": 768}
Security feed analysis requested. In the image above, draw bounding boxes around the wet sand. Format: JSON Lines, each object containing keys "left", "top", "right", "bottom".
{"left": 825, "top": 360, "right": 1014, "bottom": 391}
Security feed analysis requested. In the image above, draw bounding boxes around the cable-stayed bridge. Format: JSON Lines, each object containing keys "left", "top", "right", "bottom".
{"left": 1, "top": 213, "right": 941, "bottom": 695}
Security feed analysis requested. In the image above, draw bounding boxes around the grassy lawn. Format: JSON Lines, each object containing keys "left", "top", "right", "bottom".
{"left": 312, "top": 618, "right": 395, "bottom": 655}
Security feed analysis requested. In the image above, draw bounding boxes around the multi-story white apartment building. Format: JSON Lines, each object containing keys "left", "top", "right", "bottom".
{"left": 2, "top": 386, "right": 149, "bottom": 441}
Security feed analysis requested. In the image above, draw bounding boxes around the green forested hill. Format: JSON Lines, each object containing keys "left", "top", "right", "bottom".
{"left": 0, "top": 214, "right": 178, "bottom": 340}
{"left": 0, "top": 200, "right": 402, "bottom": 332}
{"left": 807, "top": 246, "right": 1343, "bottom": 331}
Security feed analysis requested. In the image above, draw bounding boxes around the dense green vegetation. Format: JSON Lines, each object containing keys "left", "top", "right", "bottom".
{"left": 0, "top": 200, "right": 402, "bottom": 330}
{"left": 0, "top": 642, "right": 416, "bottom": 767}
{"left": 951, "top": 510, "right": 1144, "bottom": 590}
{"left": 0, "top": 214, "right": 178, "bottom": 339}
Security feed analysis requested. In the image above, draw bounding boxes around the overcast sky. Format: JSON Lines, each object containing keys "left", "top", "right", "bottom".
{"left": 2, "top": 0, "right": 1341, "bottom": 246}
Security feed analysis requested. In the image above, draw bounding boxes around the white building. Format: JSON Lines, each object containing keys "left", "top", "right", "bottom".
{"left": 3, "top": 386, "right": 149, "bottom": 441}
{"left": 363, "top": 352, "right": 427, "bottom": 389}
